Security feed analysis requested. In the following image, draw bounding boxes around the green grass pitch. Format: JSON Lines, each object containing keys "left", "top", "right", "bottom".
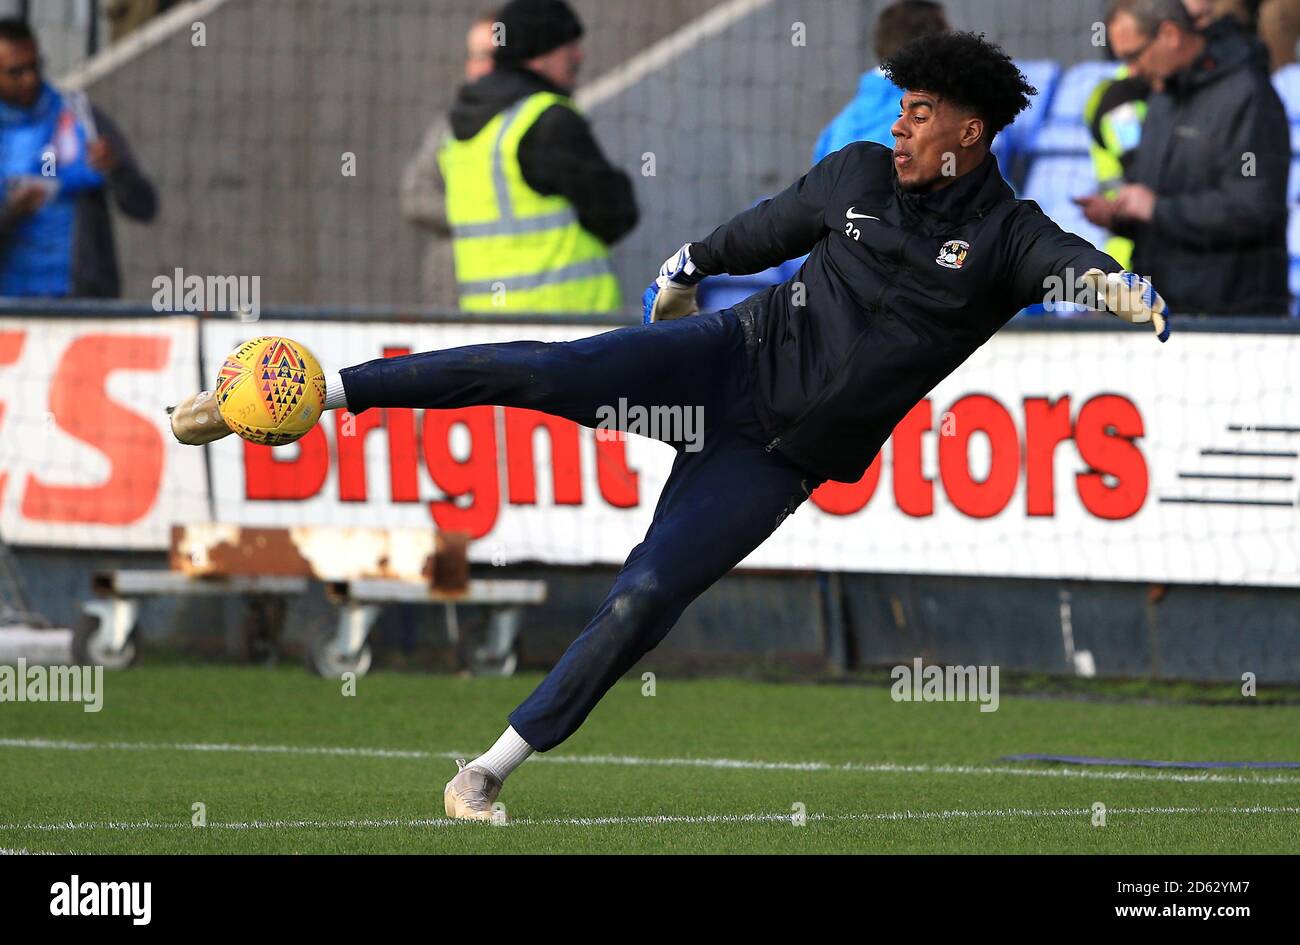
{"left": 1, "top": 665, "right": 1298, "bottom": 853}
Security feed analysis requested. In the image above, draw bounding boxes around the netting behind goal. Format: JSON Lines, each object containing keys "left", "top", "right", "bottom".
{"left": 66, "top": 0, "right": 1123, "bottom": 312}
{"left": 5, "top": 1, "right": 1299, "bottom": 672}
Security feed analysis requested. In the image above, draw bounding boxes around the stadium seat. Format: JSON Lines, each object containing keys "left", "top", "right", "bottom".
{"left": 697, "top": 273, "right": 778, "bottom": 312}
{"left": 1047, "top": 61, "right": 1122, "bottom": 125}
{"left": 1289, "top": 158, "right": 1300, "bottom": 205}
{"left": 1022, "top": 154, "right": 1108, "bottom": 251}
{"left": 1289, "top": 210, "right": 1300, "bottom": 315}
{"left": 1270, "top": 65, "right": 1300, "bottom": 155}
{"left": 1027, "top": 61, "right": 1120, "bottom": 158}
{"left": 1018, "top": 153, "right": 1107, "bottom": 317}
{"left": 1288, "top": 207, "right": 1300, "bottom": 257}
{"left": 1273, "top": 63, "right": 1300, "bottom": 119}
{"left": 993, "top": 60, "right": 1061, "bottom": 188}
{"left": 1030, "top": 121, "right": 1093, "bottom": 155}
{"left": 1290, "top": 259, "right": 1300, "bottom": 315}
{"left": 697, "top": 257, "right": 802, "bottom": 312}
{"left": 1005, "top": 60, "right": 1061, "bottom": 146}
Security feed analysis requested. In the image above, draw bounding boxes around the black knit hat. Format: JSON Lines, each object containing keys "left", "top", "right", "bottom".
{"left": 492, "top": 0, "right": 584, "bottom": 64}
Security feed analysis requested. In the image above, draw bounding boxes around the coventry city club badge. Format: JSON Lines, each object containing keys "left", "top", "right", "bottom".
{"left": 936, "top": 239, "right": 970, "bottom": 270}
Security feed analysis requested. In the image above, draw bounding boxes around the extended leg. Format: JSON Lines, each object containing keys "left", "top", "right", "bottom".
{"left": 507, "top": 422, "right": 820, "bottom": 752}
{"left": 340, "top": 310, "right": 745, "bottom": 439}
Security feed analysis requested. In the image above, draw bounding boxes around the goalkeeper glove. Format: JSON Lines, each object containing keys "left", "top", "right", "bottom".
{"left": 167, "top": 390, "right": 233, "bottom": 445}
{"left": 1080, "top": 268, "right": 1170, "bottom": 343}
{"left": 643, "top": 243, "right": 704, "bottom": 324}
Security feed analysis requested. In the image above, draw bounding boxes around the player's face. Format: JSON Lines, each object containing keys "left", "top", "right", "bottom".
{"left": 891, "top": 90, "right": 975, "bottom": 193}
{"left": 0, "top": 39, "right": 41, "bottom": 109}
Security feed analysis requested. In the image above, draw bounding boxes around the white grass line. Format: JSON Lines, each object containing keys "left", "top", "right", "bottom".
{"left": 535, "top": 805, "right": 1300, "bottom": 828}
{"left": 4, "top": 737, "right": 1300, "bottom": 786}
{"left": 0, "top": 737, "right": 446, "bottom": 761}
{"left": 1, "top": 805, "right": 1298, "bottom": 834}
{"left": 537, "top": 753, "right": 1300, "bottom": 786}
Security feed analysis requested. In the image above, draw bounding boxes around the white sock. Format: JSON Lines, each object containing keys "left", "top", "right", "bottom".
{"left": 323, "top": 371, "right": 348, "bottom": 410}
{"left": 469, "top": 726, "right": 534, "bottom": 782}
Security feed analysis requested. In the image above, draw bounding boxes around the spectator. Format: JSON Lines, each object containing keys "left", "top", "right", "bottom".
{"left": 1182, "top": 0, "right": 1253, "bottom": 29}
{"left": 1077, "top": 0, "right": 1289, "bottom": 314}
{"left": 0, "top": 19, "right": 157, "bottom": 298}
{"left": 1084, "top": 69, "right": 1148, "bottom": 270}
{"left": 402, "top": 9, "right": 501, "bottom": 302}
{"left": 436, "top": 0, "right": 637, "bottom": 314}
{"left": 1259, "top": 0, "right": 1300, "bottom": 69}
{"left": 812, "top": 1, "right": 949, "bottom": 163}
{"left": 1083, "top": 0, "right": 1233, "bottom": 270}
{"left": 1181, "top": 0, "right": 1300, "bottom": 72}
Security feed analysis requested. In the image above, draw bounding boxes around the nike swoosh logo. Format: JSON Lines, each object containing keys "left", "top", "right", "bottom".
{"left": 845, "top": 207, "right": 879, "bottom": 220}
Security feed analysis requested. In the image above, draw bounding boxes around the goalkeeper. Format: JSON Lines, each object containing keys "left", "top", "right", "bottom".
{"left": 171, "top": 31, "right": 1168, "bottom": 820}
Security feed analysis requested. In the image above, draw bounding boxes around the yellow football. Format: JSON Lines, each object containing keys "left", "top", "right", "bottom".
{"left": 214, "top": 336, "right": 326, "bottom": 446}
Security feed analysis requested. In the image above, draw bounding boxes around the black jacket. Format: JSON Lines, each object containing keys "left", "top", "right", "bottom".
{"left": 446, "top": 66, "right": 637, "bottom": 246}
{"left": 690, "top": 144, "right": 1118, "bottom": 483}
{"left": 1122, "top": 21, "right": 1290, "bottom": 314}
{"left": 73, "top": 107, "right": 158, "bottom": 298}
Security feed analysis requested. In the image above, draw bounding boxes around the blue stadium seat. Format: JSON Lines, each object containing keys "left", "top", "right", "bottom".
{"left": 1288, "top": 211, "right": 1300, "bottom": 315}
{"left": 1027, "top": 61, "right": 1120, "bottom": 158}
{"left": 1270, "top": 65, "right": 1300, "bottom": 157}
{"left": 1048, "top": 61, "right": 1122, "bottom": 125}
{"left": 1007, "top": 60, "right": 1061, "bottom": 144}
{"left": 993, "top": 60, "right": 1061, "bottom": 187}
{"left": 697, "top": 257, "right": 802, "bottom": 313}
{"left": 697, "top": 274, "right": 777, "bottom": 312}
{"left": 1273, "top": 63, "right": 1300, "bottom": 119}
{"left": 1289, "top": 158, "right": 1300, "bottom": 205}
{"left": 1288, "top": 207, "right": 1300, "bottom": 256}
{"left": 1018, "top": 153, "right": 1106, "bottom": 317}
{"left": 1022, "top": 154, "right": 1108, "bottom": 251}
{"left": 1030, "top": 122, "right": 1093, "bottom": 155}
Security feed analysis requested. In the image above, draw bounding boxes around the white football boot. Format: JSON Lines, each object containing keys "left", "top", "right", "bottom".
{"left": 444, "top": 759, "right": 505, "bottom": 822}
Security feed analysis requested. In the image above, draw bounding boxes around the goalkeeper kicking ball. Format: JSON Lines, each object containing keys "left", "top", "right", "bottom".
{"left": 214, "top": 336, "right": 326, "bottom": 445}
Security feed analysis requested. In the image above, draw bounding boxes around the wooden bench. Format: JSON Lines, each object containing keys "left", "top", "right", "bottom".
{"left": 77, "top": 525, "right": 547, "bottom": 676}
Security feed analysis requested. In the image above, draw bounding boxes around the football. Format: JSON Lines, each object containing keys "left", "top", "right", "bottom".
{"left": 214, "top": 336, "right": 326, "bottom": 445}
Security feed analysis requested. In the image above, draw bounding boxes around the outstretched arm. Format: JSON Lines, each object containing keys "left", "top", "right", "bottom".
{"left": 689, "top": 142, "right": 861, "bottom": 277}
{"left": 1009, "top": 205, "right": 1169, "bottom": 342}
{"left": 645, "top": 143, "right": 867, "bottom": 322}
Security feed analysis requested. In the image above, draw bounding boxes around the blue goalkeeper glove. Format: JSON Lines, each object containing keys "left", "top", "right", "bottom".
{"left": 1081, "top": 269, "right": 1170, "bottom": 343}
{"left": 643, "top": 243, "right": 705, "bottom": 324}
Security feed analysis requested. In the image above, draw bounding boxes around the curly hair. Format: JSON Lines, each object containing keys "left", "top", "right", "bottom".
{"left": 881, "top": 31, "right": 1036, "bottom": 140}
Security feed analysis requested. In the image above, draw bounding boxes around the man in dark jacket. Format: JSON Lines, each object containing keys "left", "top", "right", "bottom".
{"left": 1079, "top": 0, "right": 1290, "bottom": 314}
{"left": 169, "top": 32, "right": 1168, "bottom": 818}
{"left": 433, "top": 0, "right": 638, "bottom": 313}
{"left": 0, "top": 18, "right": 157, "bottom": 298}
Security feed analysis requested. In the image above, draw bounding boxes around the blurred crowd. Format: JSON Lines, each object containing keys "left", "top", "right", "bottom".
{"left": 403, "top": 0, "right": 1297, "bottom": 317}
{"left": 0, "top": 0, "right": 1296, "bottom": 315}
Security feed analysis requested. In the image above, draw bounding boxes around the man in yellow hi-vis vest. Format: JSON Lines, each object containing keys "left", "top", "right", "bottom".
{"left": 1082, "top": 67, "right": 1149, "bottom": 270}
{"left": 437, "top": 0, "right": 638, "bottom": 314}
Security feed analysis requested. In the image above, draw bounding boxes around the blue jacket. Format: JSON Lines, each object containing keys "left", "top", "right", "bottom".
{"left": 0, "top": 82, "right": 105, "bottom": 296}
{"left": 812, "top": 68, "right": 902, "bottom": 164}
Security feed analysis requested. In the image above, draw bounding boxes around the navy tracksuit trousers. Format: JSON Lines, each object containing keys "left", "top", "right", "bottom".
{"left": 340, "top": 309, "right": 821, "bottom": 751}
